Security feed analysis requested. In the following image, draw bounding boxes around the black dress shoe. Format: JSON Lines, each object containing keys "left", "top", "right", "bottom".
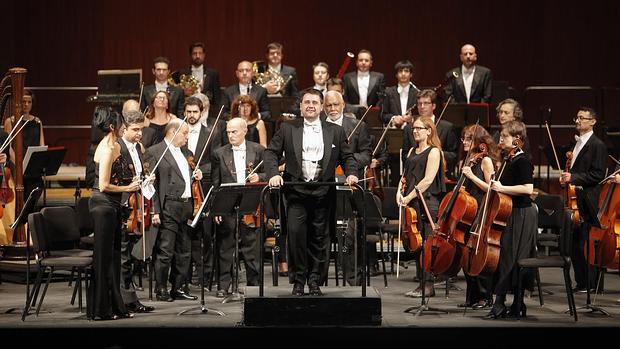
{"left": 458, "top": 302, "right": 474, "bottom": 308}
{"left": 292, "top": 282, "right": 304, "bottom": 296}
{"left": 506, "top": 302, "right": 527, "bottom": 318}
{"left": 155, "top": 290, "right": 174, "bottom": 302}
{"left": 484, "top": 303, "right": 507, "bottom": 319}
{"left": 215, "top": 290, "right": 229, "bottom": 298}
{"left": 472, "top": 300, "right": 492, "bottom": 309}
{"left": 308, "top": 283, "right": 322, "bottom": 296}
{"left": 278, "top": 271, "right": 289, "bottom": 277}
{"left": 127, "top": 301, "right": 155, "bottom": 313}
{"left": 171, "top": 289, "right": 198, "bottom": 300}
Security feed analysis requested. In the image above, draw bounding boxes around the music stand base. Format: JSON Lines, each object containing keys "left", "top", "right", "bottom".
{"left": 403, "top": 302, "right": 450, "bottom": 316}
{"left": 572, "top": 304, "right": 611, "bottom": 316}
{"left": 222, "top": 292, "right": 244, "bottom": 304}
{"left": 177, "top": 305, "right": 225, "bottom": 316}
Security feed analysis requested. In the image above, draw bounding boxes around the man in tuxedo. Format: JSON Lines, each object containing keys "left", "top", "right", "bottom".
{"left": 324, "top": 90, "right": 372, "bottom": 286}
{"left": 265, "top": 88, "right": 358, "bottom": 296}
{"left": 117, "top": 104, "right": 155, "bottom": 313}
{"left": 311, "top": 62, "right": 329, "bottom": 97}
{"left": 146, "top": 118, "right": 201, "bottom": 302}
{"left": 443, "top": 44, "right": 492, "bottom": 104}
{"left": 211, "top": 118, "right": 266, "bottom": 297}
{"left": 140, "top": 56, "right": 185, "bottom": 118}
{"left": 402, "top": 89, "right": 458, "bottom": 179}
{"left": 327, "top": 78, "right": 364, "bottom": 119}
{"left": 257, "top": 42, "right": 299, "bottom": 99}
{"left": 177, "top": 42, "right": 221, "bottom": 116}
{"left": 343, "top": 50, "right": 385, "bottom": 108}
{"left": 560, "top": 107, "right": 607, "bottom": 293}
{"left": 220, "top": 61, "right": 271, "bottom": 121}
{"left": 381, "top": 60, "right": 419, "bottom": 126}
{"left": 184, "top": 96, "right": 224, "bottom": 290}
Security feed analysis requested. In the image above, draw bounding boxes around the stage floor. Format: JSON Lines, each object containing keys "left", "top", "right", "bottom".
{"left": 1, "top": 263, "right": 618, "bottom": 345}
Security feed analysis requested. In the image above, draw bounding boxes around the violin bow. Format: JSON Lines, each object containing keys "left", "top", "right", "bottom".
{"left": 194, "top": 105, "right": 225, "bottom": 167}
{"left": 245, "top": 160, "right": 264, "bottom": 182}
{"left": 149, "top": 114, "right": 189, "bottom": 175}
{"left": 435, "top": 95, "right": 453, "bottom": 126}
{"left": 346, "top": 104, "right": 373, "bottom": 143}
{"left": 544, "top": 121, "right": 563, "bottom": 171}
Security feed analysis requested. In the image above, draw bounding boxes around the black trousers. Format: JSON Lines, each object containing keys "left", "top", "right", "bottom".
{"left": 154, "top": 200, "right": 193, "bottom": 291}
{"left": 120, "top": 230, "right": 139, "bottom": 304}
{"left": 216, "top": 216, "right": 260, "bottom": 292}
{"left": 187, "top": 218, "right": 215, "bottom": 284}
{"left": 284, "top": 191, "right": 330, "bottom": 285}
{"left": 571, "top": 222, "right": 597, "bottom": 289}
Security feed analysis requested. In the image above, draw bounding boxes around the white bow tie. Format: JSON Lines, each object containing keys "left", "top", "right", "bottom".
{"left": 232, "top": 146, "right": 245, "bottom": 151}
{"left": 304, "top": 121, "right": 320, "bottom": 132}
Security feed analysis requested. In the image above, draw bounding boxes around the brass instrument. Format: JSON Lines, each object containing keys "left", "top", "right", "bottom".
{"left": 252, "top": 61, "right": 292, "bottom": 94}
{"left": 168, "top": 71, "right": 201, "bottom": 96}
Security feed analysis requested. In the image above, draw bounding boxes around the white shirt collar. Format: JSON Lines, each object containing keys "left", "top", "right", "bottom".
{"left": 188, "top": 122, "right": 201, "bottom": 133}
{"left": 191, "top": 64, "right": 204, "bottom": 72}
{"left": 461, "top": 65, "right": 475, "bottom": 75}
{"left": 397, "top": 83, "right": 410, "bottom": 94}
{"left": 155, "top": 81, "right": 168, "bottom": 91}
{"left": 576, "top": 130, "right": 593, "bottom": 144}
{"left": 232, "top": 141, "right": 246, "bottom": 151}
{"left": 326, "top": 115, "right": 344, "bottom": 127}
{"left": 164, "top": 139, "right": 180, "bottom": 151}
{"left": 357, "top": 70, "right": 370, "bottom": 77}
{"left": 122, "top": 137, "right": 136, "bottom": 150}
{"left": 269, "top": 64, "right": 282, "bottom": 73}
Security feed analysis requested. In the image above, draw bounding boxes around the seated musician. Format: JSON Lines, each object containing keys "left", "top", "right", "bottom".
{"left": 486, "top": 120, "right": 537, "bottom": 318}
{"left": 399, "top": 116, "right": 445, "bottom": 298}
{"left": 211, "top": 117, "right": 266, "bottom": 298}
{"left": 459, "top": 124, "right": 500, "bottom": 309}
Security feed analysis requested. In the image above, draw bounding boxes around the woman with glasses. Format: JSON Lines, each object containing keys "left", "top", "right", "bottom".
{"left": 458, "top": 124, "right": 500, "bottom": 310}
{"left": 398, "top": 116, "right": 445, "bottom": 298}
{"left": 142, "top": 90, "right": 178, "bottom": 148}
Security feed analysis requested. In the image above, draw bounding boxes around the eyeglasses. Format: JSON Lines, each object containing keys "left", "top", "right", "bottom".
{"left": 155, "top": 96, "right": 167, "bottom": 101}
{"left": 411, "top": 126, "right": 427, "bottom": 132}
{"left": 573, "top": 116, "right": 594, "bottom": 122}
{"left": 460, "top": 137, "right": 472, "bottom": 142}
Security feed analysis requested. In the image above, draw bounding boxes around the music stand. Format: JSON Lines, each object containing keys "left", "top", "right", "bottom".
{"left": 333, "top": 186, "right": 355, "bottom": 286}
{"left": 268, "top": 96, "right": 298, "bottom": 122}
{"left": 178, "top": 186, "right": 224, "bottom": 317}
{"left": 24, "top": 146, "right": 66, "bottom": 206}
{"left": 4, "top": 187, "right": 42, "bottom": 315}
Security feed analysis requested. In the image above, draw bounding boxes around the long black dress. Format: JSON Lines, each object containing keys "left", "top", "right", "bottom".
{"left": 87, "top": 154, "right": 131, "bottom": 320}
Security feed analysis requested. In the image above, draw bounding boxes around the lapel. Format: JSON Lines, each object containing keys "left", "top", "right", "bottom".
{"left": 222, "top": 145, "right": 237, "bottom": 179}
{"left": 342, "top": 117, "right": 355, "bottom": 138}
{"left": 456, "top": 69, "right": 466, "bottom": 97}
{"left": 249, "top": 84, "right": 258, "bottom": 100}
{"left": 194, "top": 125, "right": 209, "bottom": 157}
{"left": 573, "top": 136, "right": 593, "bottom": 168}
{"left": 368, "top": 72, "right": 377, "bottom": 97}
{"left": 162, "top": 145, "right": 184, "bottom": 180}
{"left": 292, "top": 120, "right": 303, "bottom": 167}
{"left": 321, "top": 120, "right": 333, "bottom": 168}
{"left": 471, "top": 67, "right": 481, "bottom": 97}
{"left": 407, "top": 87, "right": 417, "bottom": 110}
{"left": 351, "top": 73, "right": 359, "bottom": 99}
{"left": 246, "top": 144, "right": 257, "bottom": 174}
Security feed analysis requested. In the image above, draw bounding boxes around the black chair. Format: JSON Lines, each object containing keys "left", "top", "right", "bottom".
{"left": 76, "top": 196, "right": 94, "bottom": 249}
{"left": 380, "top": 187, "right": 401, "bottom": 273}
{"left": 41, "top": 206, "right": 93, "bottom": 258}
{"left": 361, "top": 191, "right": 389, "bottom": 287}
{"left": 22, "top": 212, "right": 92, "bottom": 321}
{"left": 515, "top": 194, "right": 578, "bottom": 321}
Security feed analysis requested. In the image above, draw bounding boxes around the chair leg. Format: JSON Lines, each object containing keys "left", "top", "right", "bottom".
{"left": 379, "top": 231, "right": 388, "bottom": 287}
{"left": 516, "top": 266, "right": 524, "bottom": 320}
{"left": 68, "top": 267, "right": 75, "bottom": 287}
{"left": 36, "top": 267, "right": 55, "bottom": 316}
{"left": 535, "top": 268, "right": 544, "bottom": 306}
{"left": 563, "top": 266, "right": 578, "bottom": 321}
{"left": 271, "top": 248, "right": 278, "bottom": 286}
{"left": 22, "top": 266, "right": 44, "bottom": 321}
{"left": 70, "top": 276, "right": 78, "bottom": 305}
{"left": 77, "top": 268, "right": 83, "bottom": 312}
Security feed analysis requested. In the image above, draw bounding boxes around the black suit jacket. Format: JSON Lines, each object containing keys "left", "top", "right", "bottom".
{"left": 569, "top": 133, "right": 607, "bottom": 226}
{"left": 264, "top": 118, "right": 357, "bottom": 197}
{"left": 211, "top": 141, "right": 267, "bottom": 187}
{"left": 140, "top": 84, "right": 185, "bottom": 118}
{"left": 184, "top": 122, "right": 225, "bottom": 183}
{"left": 145, "top": 141, "right": 194, "bottom": 215}
{"left": 177, "top": 66, "right": 221, "bottom": 113}
{"left": 342, "top": 71, "right": 385, "bottom": 107}
{"left": 443, "top": 65, "right": 492, "bottom": 103}
{"left": 117, "top": 138, "right": 145, "bottom": 204}
{"left": 220, "top": 84, "right": 271, "bottom": 121}
{"left": 402, "top": 119, "right": 459, "bottom": 178}
{"left": 340, "top": 116, "right": 372, "bottom": 179}
{"left": 381, "top": 85, "right": 419, "bottom": 124}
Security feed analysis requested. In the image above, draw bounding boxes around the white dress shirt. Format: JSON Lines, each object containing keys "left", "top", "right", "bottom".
{"left": 397, "top": 83, "right": 410, "bottom": 115}
{"left": 239, "top": 83, "right": 251, "bottom": 96}
{"left": 302, "top": 119, "right": 324, "bottom": 181}
{"left": 165, "top": 140, "right": 191, "bottom": 198}
{"left": 357, "top": 71, "right": 370, "bottom": 107}
{"left": 232, "top": 141, "right": 247, "bottom": 184}
{"left": 191, "top": 64, "right": 204, "bottom": 87}
{"left": 326, "top": 114, "right": 344, "bottom": 127}
{"left": 461, "top": 65, "right": 475, "bottom": 103}
{"left": 122, "top": 138, "right": 142, "bottom": 176}
{"left": 571, "top": 130, "right": 593, "bottom": 169}
{"left": 155, "top": 81, "right": 168, "bottom": 92}
{"left": 187, "top": 123, "right": 201, "bottom": 155}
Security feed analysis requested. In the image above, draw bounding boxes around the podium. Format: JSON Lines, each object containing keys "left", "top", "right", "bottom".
{"left": 24, "top": 146, "right": 66, "bottom": 206}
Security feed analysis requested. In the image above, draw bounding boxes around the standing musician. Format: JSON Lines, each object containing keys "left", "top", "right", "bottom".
{"left": 184, "top": 97, "right": 222, "bottom": 290}
{"left": 231, "top": 95, "right": 267, "bottom": 147}
{"left": 323, "top": 90, "right": 372, "bottom": 286}
{"left": 459, "top": 125, "right": 500, "bottom": 309}
{"left": 401, "top": 89, "right": 458, "bottom": 180}
{"left": 486, "top": 120, "right": 537, "bottom": 319}
{"left": 399, "top": 116, "right": 445, "bottom": 298}
{"left": 140, "top": 56, "right": 184, "bottom": 119}
{"left": 211, "top": 118, "right": 266, "bottom": 298}
{"left": 146, "top": 118, "right": 201, "bottom": 302}
{"left": 491, "top": 98, "right": 531, "bottom": 160}
{"left": 381, "top": 60, "right": 419, "bottom": 126}
{"left": 117, "top": 101, "right": 154, "bottom": 313}
{"left": 265, "top": 88, "right": 358, "bottom": 297}
{"left": 88, "top": 107, "right": 139, "bottom": 320}
{"left": 560, "top": 107, "right": 607, "bottom": 293}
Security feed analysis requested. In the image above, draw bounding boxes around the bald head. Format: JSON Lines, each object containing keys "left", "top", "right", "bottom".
{"left": 227, "top": 117, "right": 248, "bottom": 146}
{"left": 236, "top": 61, "right": 254, "bottom": 85}
{"left": 122, "top": 99, "right": 140, "bottom": 116}
{"left": 460, "top": 44, "right": 478, "bottom": 68}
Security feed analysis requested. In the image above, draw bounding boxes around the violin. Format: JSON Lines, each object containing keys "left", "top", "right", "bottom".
{"left": 424, "top": 144, "right": 485, "bottom": 276}
{"left": 242, "top": 161, "right": 263, "bottom": 228}
{"left": 460, "top": 139, "right": 519, "bottom": 276}
{"left": 585, "top": 172, "right": 620, "bottom": 268}
{"left": 126, "top": 161, "right": 152, "bottom": 235}
{"left": 565, "top": 151, "right": 580, "bottom": 226}
{"left": 0, "top": 162, "right": 14, "bottom": 218}
{"left": 187, "top": 155, "right": 204, "bottom": 217}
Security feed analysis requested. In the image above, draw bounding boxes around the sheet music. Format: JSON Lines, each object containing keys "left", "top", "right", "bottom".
{"left": 22, "top": 145, "right": 48, "bottom": 173}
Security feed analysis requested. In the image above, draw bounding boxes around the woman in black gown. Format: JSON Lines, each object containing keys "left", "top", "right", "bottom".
{"left": 88, "top": 107, "right": 141, "bottom": 320}
{"left": 230, "top": 95, "right": 267, "bottom": 147}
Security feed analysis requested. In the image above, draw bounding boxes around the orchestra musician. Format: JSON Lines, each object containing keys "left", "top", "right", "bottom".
{"left": 559, "top": 107, "right": 607, "bottom": 293}
{"left": 342, "top": 49, "right": 385, "bottom": 110}
{"left": 491, "top": 98, "right": 531, "bottom": 160}
{"left": 146, "top": 118, "right": 201, "bottom": 302}
{"left": 486, "top": 120, "right": 537, "bottom": 319}
{"left": 177, "top": 42, "right": 222, "bottom": 114}
{"left": 88, "top": 107, "right": 139, "bottom": 320}
{"left": 265, "top": 88, "right": 358, "bottom": 297}
{"left": 402, "top": 89, "right": 458, "bottom": 179}
{"left": 211, "top": 117, "right": 266, "bottom": 298}
{"left": 323, "top": 90, "right": 372, "bottom": 286}
{"left": 459, "top": 125, "right": 500, "bottom": 309}
{"left": 140, "top": 56, "right": 184, "bottom": 119}
{"left": 400, "top": 116, "right": 446, "bottom": 298}
{"left": 381, "top": 60, "right": 419, "bottom": 126}
{"left": 220, "top": 61, "right": 271, "bottom": 121}
{"left": 258, "top": 42, "right": 299, "bottom": 99}
{"left": 141, "top": 90, "right": 178, "bottom": 148}
{"left": 443, "top": 44, "right": 492, "bottom": 104}
{"left": 117, "top": 103, "right": 154, "bottom": 313}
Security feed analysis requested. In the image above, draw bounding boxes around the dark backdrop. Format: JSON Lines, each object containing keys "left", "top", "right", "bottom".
{"left": 2, "top": 0, "right": 619, "bottom": 164}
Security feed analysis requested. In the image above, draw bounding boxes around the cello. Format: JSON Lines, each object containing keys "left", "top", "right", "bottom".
{"left": 422, "top": 143, "right": 484, "bottom": 276}
{"left": 395, "top": 174, "right": 422, "bottom": 278}
{"left": 585, "top": 168, "right": 620, "bottom": 268}
{"left": 461, "top": 139, "right": 519, "bottom": 277}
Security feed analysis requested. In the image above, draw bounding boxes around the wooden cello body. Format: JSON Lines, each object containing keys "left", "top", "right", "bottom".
{"left": 586, "top": 179, "right": 620, "bottom": 268}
